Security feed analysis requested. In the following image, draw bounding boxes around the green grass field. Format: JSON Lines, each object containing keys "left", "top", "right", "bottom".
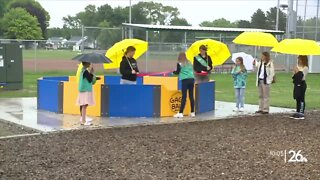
{"left": 0, "top": 72, "right": 319, "bottom": 109}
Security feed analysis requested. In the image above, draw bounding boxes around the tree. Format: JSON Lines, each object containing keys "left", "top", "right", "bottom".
{"left": 0, "top": 0, "right": 10, "bottom": 17}
{"left": 63, "top": 15, "right": 81, "bottom": 29}
{"left": 77, "top": 5, "right": 99, "bottom": 27}
{"left": 266, "top": 7, "right": 286, "bottom": 31}
{"left": 97, "top": 21, "right": 121, "bottom": 49}
{"left": 162, "top": 17, "right": 191, "bottom": 42}
{"left": 200, "top": 18, "right": 237, "bottom": 28}
{"left": 236, "top": 20, "right": 251, "bottom": 28}
{"left": 133, "top": 2, "right": 179, "bottom": 25}
{"left": 251, "top": 9, "right": 268, "bottom": 29}
{"left": 2, "top": 8, "right": 42, "bottom": 39}
{"left": 8, "top": 0, "right": 50, "bottom": 38}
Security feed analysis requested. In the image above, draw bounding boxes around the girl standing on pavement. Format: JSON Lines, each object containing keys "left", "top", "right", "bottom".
{"left": 290, "top": 55, "right": 308, "bottom": 120}
{"left": 173, "top": 52, "right": 195, "bottom": 118}
{"left": 231, "top": 57, "right": 247, "bottom": 112}
{"left": 77, "top": 62, "right": 98, "bottom": 125}
{"left": 253, "top": 52, "right": 275, "bottom": 114}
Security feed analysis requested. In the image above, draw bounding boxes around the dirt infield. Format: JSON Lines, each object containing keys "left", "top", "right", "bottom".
{"left": 23, "top": 59, "right": 175, "bottom": 72}
{"left": 23, "top": 59, "right": 105, "bottom": 72}
{"left": 1, "top": 112, "right": 319, "bottom": 179}
{"left": 23, "top": 59, "right": 282, "bottom": 73}
{"left": 23, "top": 59, "right": 232, "bottom": 73}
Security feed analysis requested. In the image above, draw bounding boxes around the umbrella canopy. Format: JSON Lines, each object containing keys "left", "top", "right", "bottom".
{"left": 232, "top": 32, "right": 278, "bottom": 47}
{"left": 232, "top": 52, "right": 255, "bottom": 71}
{"left": 186, "top": 39, "right": 231, "bottom": 66}
{"left": 72, "top": 52, "right": 112, "bottom": 64}
{"left": 104, "top": 39, "right": 148, "bottom": 69}
{"left": 271, "top": 39, "right": 320, "bottom": 55}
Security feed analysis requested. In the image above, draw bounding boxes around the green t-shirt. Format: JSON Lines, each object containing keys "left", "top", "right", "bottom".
{"left": 179, "top": 62, "right": 194, "bottom": 80}
{"left": 78, "top": 69, "right": 96, "bottom": 92}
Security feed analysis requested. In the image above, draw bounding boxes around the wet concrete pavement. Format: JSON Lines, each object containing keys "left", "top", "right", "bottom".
{"left": 0, "top": 98, "right": 294, "bottom": 132}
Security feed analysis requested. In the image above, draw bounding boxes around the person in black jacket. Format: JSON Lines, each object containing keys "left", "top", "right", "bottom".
{"left": 193, "top": 45, "right": 213, "bottom": 83}
{"left": 290, "top": 55, "right": 309, "bottom": 120}
{"left": 120, "top": 46, "right": 139, "bottom": 84}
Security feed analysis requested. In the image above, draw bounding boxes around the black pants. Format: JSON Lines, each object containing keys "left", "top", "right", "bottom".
{"left": 180, "top": 78, "right": 195, "bottom": 113}
{"left": 295, "top": 82, "right": 307, "bottom": 114}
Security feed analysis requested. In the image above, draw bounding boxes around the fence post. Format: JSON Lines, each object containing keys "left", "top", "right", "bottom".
{"left": 34, "top": 41, "right": 37, "bottom": 73}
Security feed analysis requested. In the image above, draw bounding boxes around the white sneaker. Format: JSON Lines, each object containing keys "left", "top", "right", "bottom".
{"left": 190, "top": 112, "right": 195, "bottom": 118}
{"left": 80, "top": 117, "right": 92, "bottom": 123}
{"left": 86, "top": 117, "right": 93, "bottom": 122}
{"left": 174, "top": 113, "right": 183, "bottom": 118}
{"left": 84, "top": 121, "right": 92, "bottom": 126}
{"left": 239, "top": 108, "right": 244, "bottom": 112}
{"left": 233, "top": 108, "right": 239, "bottom": 112}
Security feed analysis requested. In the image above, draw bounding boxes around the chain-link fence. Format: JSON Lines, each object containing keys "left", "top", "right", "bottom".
{"left": 294, "top": 0, "right": 320, "bottom": 41}
{"left": 0, "top": 24, "right": 295, "bottom": 74}
{"left": 0, "top": 39, "right": 291, "bottom": 73}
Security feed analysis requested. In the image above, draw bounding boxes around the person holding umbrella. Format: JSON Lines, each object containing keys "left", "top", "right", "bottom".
{"left": 231, "top": 57, "right": 247, "bottom": 112}
{"left": 253, "top": 52, "right": 275, "bottom": 114}
{"left": 193, "top": 45, "right": 213, "bottom": 83}
{"left": 120, "top": 46, "right": 140, "bottom": 85}
{"left": 173, "top": 52, "right": 195, "bottom": 118}
{"left": 77, "top": 62, "right": 100, "bottom": 125}
{"left": 290, "top": 55, "right": 309, "bottom": 120}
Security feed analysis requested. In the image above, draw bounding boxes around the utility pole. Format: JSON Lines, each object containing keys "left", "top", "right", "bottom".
{"left": 276, "top": 0, "right": 280, "bottom": 30}
{"left": 129, "top": 0, "right": 132, "bottom": 38}
{"left": 81, "top": 25, "right": 84, "bottom": 52}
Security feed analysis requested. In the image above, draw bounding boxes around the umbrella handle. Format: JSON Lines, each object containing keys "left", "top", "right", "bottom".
{"left": 126, "top": 56, "right": 134, "bottom": 71}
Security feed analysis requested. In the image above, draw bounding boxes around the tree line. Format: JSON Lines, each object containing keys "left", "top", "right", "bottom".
{"left": 3, "top": 0, "right": 313, "bottom": 46}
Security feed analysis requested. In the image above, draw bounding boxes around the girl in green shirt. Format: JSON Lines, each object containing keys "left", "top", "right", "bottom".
{"left": 173, "top": 52, "right": 195, "bottom": 118}
{"left": 77, "top": 62, "right": 98, "bottom": 125}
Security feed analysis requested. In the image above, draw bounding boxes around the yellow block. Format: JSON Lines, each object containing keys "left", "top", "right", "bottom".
{"left": 63, "top": 77, "right": 104, "bottom": 117}
{"left": 160, "top": 86, "right": 193, "bottom": 117}
{"left": 69, "top": 76, "right": 77, "bottom": 82}
{"left": 143, "top": 76, "right": 178, "bottom": 90}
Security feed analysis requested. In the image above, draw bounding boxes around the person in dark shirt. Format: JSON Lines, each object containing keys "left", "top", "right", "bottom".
{"left": 290, "top": 55, "right": 308, "bottom": 120}
{"left": 120, "top": 46, "right": 139, "bottom": 84}
{"left": 193, "top": 45, "right": 213, "bottom": 83}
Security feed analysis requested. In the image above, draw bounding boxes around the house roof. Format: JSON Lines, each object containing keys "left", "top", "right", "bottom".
{"left": 122, "top": 23, "right": 284, "bottom": 34}
{"left": 68, "top": 36, "right": 83, "bottom": 42}
{"left": 48, "top": 37, "right": 64, "bottom": 41}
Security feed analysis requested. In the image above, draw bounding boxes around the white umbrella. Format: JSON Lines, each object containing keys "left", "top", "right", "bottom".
{"left": 232, "top": 52, "right": 255, "bottom": 71}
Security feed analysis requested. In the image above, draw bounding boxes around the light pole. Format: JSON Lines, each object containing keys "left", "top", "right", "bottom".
{"left": 276, "top": 0, "right": 280, "bottom": 30}
{"left": 280, "top": 3, "right": 290, "bottom": 71}
{"left": 129, "top": 0, "right": 132, "bottom": 38}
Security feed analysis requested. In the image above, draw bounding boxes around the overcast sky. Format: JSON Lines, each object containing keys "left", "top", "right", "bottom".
{"left": 35, "top": 0, "right": 288, "bottom": 28}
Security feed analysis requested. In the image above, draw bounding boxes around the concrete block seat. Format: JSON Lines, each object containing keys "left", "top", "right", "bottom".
{"left": 37, "top": 75, "right": 215, "bottom": 117}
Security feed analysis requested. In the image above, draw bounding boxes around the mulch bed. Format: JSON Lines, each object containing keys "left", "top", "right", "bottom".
{"left": 0, "top": 112, "right": 320, "bottom": 179}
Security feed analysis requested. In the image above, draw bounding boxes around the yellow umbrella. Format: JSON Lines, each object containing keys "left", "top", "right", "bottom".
{"left": 104, "top": 39, "right": 148, "bottom": 69}
{"left": 233, "top": 32, "right": 278, "bottom": 47}
{"left": 271, "top": 38, "right": 320, "bottom": 55}
{"left": 76, "top": 63, "right": 83, "bottom": 83}
{"left": 186, "top": 39, "right": 231, "bottom": 66}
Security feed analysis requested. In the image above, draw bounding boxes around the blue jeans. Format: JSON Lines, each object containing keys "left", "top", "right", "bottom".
{"left": 235, "top": 88, "right": 245, "bottom": 108}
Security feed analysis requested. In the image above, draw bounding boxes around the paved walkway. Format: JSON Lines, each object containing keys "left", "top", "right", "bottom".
{"left": 0, "top": 98, "right": 294, "bottom": 132}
